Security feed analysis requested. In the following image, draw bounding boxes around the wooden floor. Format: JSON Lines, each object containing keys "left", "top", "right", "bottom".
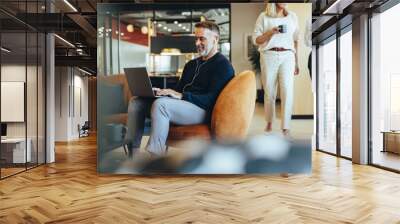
{"left": 372, "top": 151, "right": 400, "bottom": 171}
{"left": 0, "top": 135, "right": 400, "bottom": 223}
{"left": 0, "top": 167, "right": 26, "bottom": 178}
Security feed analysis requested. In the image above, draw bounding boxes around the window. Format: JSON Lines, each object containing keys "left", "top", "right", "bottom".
{"left": 317, "top": 36, "right": 337, "bottom": 154}
{"left": 339, "top": 29, "right": 352, "bottom": 158}
{"left": 370, "top": 3, "right": 400, "bottom": 171}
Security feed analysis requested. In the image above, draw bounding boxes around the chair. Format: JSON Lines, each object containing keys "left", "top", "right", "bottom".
{"left": 98, "top": 74, "right": 132, "bottom": 155}
{"left": 167, "top": 70, "right": 257, "bottom": 142}
{"left": 100, "top": 74, "right": 132, "bottom": 125}
{"left": 78, "top": 121, "right": 90, "bottom": 138}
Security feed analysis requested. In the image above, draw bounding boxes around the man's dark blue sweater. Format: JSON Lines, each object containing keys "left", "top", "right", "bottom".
{"left": 174, "top": 52, "right": 234, "bottom": 121}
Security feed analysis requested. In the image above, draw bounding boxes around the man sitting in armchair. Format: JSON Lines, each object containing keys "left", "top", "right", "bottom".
{"left": 126, "top": 21, "right": 234, "bottom": 156}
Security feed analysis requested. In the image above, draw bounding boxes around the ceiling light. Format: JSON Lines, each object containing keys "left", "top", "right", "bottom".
{"left": 178, "top": 24, "right": 182, "bottom": 27}
{"left": 182, "top": 11, "right": 190, "bottom": 16}
{"left": 153, "top": 21, "right": 157, "bottom": 24}
{"left": 78, "top": 67, "right": 92, "bottom": 76}
{"left": 127, "top": 24, "right": 134, "bottom": 33}
{"left": 174, "top": 21, "right": 178, "bottom": 24}
{"left": 322, "top": 0, "right": 352, "bottom": 14}
{"left": 121, "top": 33, "right": 124, "bottom": 36}
{"left": 163, "top": 27, "right": 167, "bottom": 30}
{"left": 63, "top": 0, "right": 78, "bottom": 12}
{"left": 158, "top": 23, "right": 162, "bottom": 27}
{"left": 168, "top": 28, "right": 172, "bottom": 32}
{"left": 54, "top": 34, "right": 75, "bottom": 48}
{"left": 161, "top": 48, "right": 181, "bottom": 55}
{"left": 141, "top": 26, "right": 148, "bottom": 34}
{"left": 182, "top": 26, "right": 186, "bottom": 29}
{"left": 1, "top": 47, "right": 11, "bottom": 53}
{"left": 76, "top": 48, "right": 83, "bottom": 52}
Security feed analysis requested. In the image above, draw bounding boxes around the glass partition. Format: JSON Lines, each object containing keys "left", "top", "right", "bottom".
{"left": 317, "top": 36, "right": 337, "bottom": 155}
{"left": 0, "top": 1, "right": 46, "bottom": 179}
{"left": 27, "top": 30, "right": 38, "bottom": 169}
{"left": 370, "top": 4, "right": 400, "bottom": 171}
{"left": 0, "top": 14, "right": 28, "bottom": 178}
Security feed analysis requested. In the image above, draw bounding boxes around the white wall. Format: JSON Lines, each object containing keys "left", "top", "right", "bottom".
{"left": 55, "top": 67, "right": 89, "bottom": 141}
{"left": 287, "top": 3, "right": 313, "bottom": 116}
{"left": 72, "top": 74, "right": 89, "bottom": 138}
{"left": 1, "top": 64, "right": 46, "bottom": 163}
{"left": 1, "top": 65, "right": 39, "bottom": 137}
{"left": 231, "top": 3, "right": 313, "bottom": 115}
{"left": 55, "top": 66, "right": 69, "bottom": 141}
{"left": 231, "top": 3, "right": 264, "bottom": 89}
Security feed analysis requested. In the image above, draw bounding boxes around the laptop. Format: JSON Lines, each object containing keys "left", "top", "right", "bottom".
{"left": 124, "top": 67, "right": 161, "bottom": 98}
{"left": 1, "top": 123, "right": 7, "bottom": 140}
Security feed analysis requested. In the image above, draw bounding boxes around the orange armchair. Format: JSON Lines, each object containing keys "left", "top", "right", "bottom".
{"left": 167, "top": 70, "right": 257, "bottom": 141}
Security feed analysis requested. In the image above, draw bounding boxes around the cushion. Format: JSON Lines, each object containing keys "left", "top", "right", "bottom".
{"left": 105, "top": 113, "right": 128, "bottom": 125}
{"left": 168, "top": 124, "right": 211, "bottom": 140}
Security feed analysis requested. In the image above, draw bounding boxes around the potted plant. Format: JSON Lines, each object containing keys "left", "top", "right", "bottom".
{"left": 248, "top": 47, "right": 264, "bottom": 103}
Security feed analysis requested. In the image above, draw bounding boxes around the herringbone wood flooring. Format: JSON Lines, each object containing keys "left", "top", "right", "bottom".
{"left": 1, "top": 135, "right": 400, "bottom": 224}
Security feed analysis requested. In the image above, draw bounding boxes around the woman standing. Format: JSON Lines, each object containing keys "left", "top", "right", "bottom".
{"left": 253, "top": 3, "right": 300, "bottom": 136}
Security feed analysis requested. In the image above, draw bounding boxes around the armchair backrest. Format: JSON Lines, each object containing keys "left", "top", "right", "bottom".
{"left": 100, "top": 74, "right": 132, "bottom": 106}
{"left": 211, "top": 70, "right": 256, "bottom": 140}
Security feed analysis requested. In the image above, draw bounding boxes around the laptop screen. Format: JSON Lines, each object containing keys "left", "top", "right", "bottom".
{"left": 1, "top": 123, "right": 7, "bottom": 137}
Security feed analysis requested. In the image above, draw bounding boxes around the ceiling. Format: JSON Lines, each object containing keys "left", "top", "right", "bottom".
{"left": 118, "top": 8, "right": 230, "bottom": 40}
{"left": 1, "top": 0, "right": 395, "bottom": 74}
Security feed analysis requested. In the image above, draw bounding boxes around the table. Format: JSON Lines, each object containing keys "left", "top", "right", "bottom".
{"left": 381, "top": 131, "right": 400, "bottom": 154}
{"left": 1, "top": 138, "right": 32, "bottom": 164}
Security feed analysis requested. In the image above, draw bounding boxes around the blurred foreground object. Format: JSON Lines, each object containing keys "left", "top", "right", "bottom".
{"left": 99, "top": 134, "right": 311, "bottom": 175}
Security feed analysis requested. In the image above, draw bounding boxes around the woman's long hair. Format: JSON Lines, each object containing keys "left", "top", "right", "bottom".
{"left": 265, "top": 3, "right": 288, "bottom": 17}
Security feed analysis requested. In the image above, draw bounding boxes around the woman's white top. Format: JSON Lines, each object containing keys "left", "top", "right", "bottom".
{"left": 253, "top": 11, "right": 300, "bottom": 53}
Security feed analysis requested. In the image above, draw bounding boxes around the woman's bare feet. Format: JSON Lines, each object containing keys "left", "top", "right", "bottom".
{"left": 264, "top": 122, "right": 273, "bottom": 132}
{"left": 282, "top": 129, "right": 290, "bottom": 136}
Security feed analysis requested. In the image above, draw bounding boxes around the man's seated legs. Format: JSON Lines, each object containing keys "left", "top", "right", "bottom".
{"left": 126, "top": 97, "right": 154, "bottom": 155}
{"left": 146, "top": 97, "right": 207, "bottom": 156}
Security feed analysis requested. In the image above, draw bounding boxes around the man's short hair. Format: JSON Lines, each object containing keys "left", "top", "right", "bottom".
{"left": 194, "top": 21, "right": 220, "bottom": 37}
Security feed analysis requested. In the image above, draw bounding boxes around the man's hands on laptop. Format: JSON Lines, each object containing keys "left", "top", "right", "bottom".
{"left": 152, "top": 88, "right": 182, "bottom": 99}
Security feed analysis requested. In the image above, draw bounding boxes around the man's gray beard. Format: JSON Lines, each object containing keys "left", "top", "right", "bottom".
{"left": 198, "top": 45, "right": 213, "bottom": 57}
